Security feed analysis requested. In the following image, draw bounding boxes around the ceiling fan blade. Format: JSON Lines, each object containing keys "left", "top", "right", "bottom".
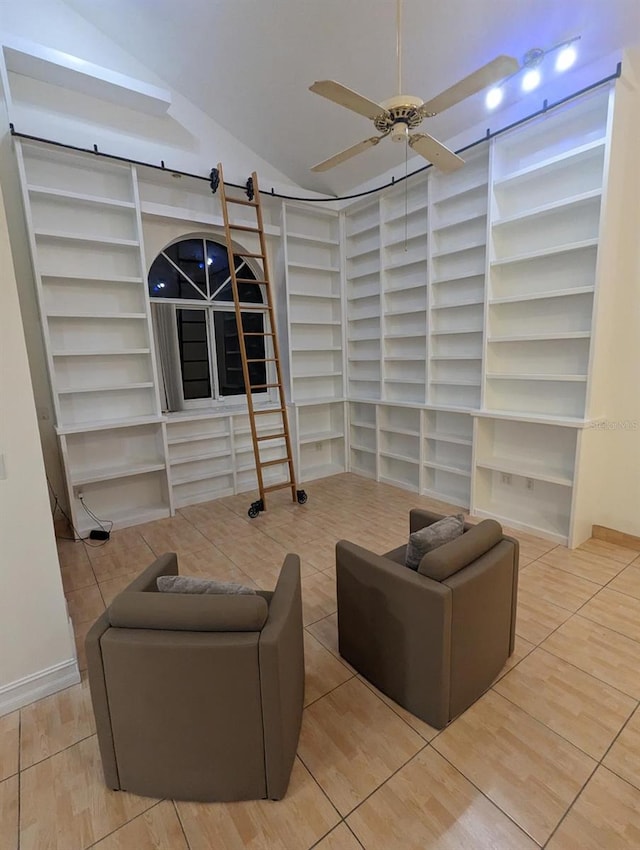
{"left": 418, "top": 55, "right": 519, "bottom": 116}
{"left": 311, "top": 136, "right": 384, "bottom": 172}
{"left": 408, "top": 133, "right": 464, "bottom": 173}
{"left": 309, "top": 80, "right": 389, "bottom": 121}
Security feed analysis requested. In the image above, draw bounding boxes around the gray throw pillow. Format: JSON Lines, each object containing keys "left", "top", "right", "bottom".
{"left": 405, "top": 514, "right": 465, "bottom": 570}
{"left": 156, "top": 575, "right": 256, "bottom": 595}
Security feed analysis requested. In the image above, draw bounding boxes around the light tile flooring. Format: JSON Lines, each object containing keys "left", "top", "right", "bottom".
{"left": 3, "top": 473, "right": 640, "bottom": 849}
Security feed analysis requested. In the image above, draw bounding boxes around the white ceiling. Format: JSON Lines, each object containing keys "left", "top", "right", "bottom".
{"left": 63, "top": 0, "right": 640, "bottom": 195}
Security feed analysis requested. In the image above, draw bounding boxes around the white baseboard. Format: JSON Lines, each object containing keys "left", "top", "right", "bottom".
{"left": 0, "top": 658, "right": 81, "bottom": 716}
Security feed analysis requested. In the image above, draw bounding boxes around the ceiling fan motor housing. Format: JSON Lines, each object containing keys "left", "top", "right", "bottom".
{"left": 375, "top": 94, "right": 425, "bottom": 136}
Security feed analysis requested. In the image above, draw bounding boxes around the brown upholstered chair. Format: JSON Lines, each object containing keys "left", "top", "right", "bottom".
{"left": 86, "top": 552, "right": 304, "bottom": 802}
{"left": 336, "top": 509, "right": 519, "bottom": 730}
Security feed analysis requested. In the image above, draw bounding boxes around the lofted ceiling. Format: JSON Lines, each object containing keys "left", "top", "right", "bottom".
{"left": 62, "top": 0, "right": 640, "bottom": 196}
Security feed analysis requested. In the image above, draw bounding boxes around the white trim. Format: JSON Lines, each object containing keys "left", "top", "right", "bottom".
{"left": 0, "top": 657, "right": 80, "bottom": 717}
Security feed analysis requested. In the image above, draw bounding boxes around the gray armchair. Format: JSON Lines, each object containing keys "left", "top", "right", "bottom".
{"left": 86, "top": 552, "right": 304, "bottom": 802}
{"left": 336, "top": 509, "right": 519, "bottom": 729}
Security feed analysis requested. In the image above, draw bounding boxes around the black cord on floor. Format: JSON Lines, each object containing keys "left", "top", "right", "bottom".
{"left": 47, "top": 476, "right": 113, "bottom": 548}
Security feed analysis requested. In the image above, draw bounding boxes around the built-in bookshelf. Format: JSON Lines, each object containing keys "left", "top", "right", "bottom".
{"left": 381, "top": 175, "right": 429, "bottom": 404}
{"left": 283, "top": 203, "right": 343, "bottom": 403}
{"left": 345, "top": 198, "right": 381, "bottom": 400}
{"left": 377, "top": 404, "right": 421, "bottom": 491}
{"left": 293, "top": 400, "right": 346, "bottom": 483}
{"left": 472, "top": 415, "right": 578, "bottom": 541}
{"left": 166, "top": 408, "right": 290, "bottom": 508}
{"left": 428, "top": 145, "right": 489, "bottom": 409}
{"left": 338, "top": 83, "right": 630, "bottom": 545}
{"left": 348, "top": 401, "right": 378, "bottom": 479}
{"left": 423, "top": 409, "right": 473, "bottom": 507}
{"left": 15, "top": 78, "right": 635, "bottom": 547}
{"left": 484, "top": 89, "right": 607, "bottom": 421}
{"left": 16, "top": 140, "right": 170, "bottom": 534}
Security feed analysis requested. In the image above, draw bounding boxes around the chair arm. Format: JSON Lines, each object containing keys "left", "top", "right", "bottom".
{"left": 120, "top": 552, "right": 179, "bottom": 593}
{"left": 259, "top": 554, "right": 304, "bottom": 800}
{"left": 336, "top": 540, "right": 452, "bottom": 727}
{"left": 86, "top": 610, "right": 119, "bottom": 788}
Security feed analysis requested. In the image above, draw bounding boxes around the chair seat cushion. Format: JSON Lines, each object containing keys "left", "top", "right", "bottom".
{"left": 405, "top": 514, "right": 465, "bottom": 569}
{"left": 417, "top": 519, "right": 503, "bottom": 581}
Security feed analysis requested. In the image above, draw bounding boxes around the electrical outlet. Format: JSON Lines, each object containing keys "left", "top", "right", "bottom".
{"left": 526, "top": 478, "right": 535, "bottom": 490}
{"left": 501, "top": 473, "right": 512, "bottom": 485}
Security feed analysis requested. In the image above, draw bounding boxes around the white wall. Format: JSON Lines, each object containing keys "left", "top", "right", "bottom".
{"left": 0, "top": 175, "right": 78, "bottom": 714}
{"left": 573, "top": 47, "right": 640, "bottom": 539}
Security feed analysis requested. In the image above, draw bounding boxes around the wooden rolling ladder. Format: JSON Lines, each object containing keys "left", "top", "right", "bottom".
{"left": 216, "top": 163, "right": 307, "bottom": 518}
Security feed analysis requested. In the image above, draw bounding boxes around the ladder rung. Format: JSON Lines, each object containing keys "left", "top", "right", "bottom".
{"left": 247, "top": 358, "right": 277, "bottom": 363}
{"left": 235, "top": 278, "right": 268, "bottom": 285}
{"left": 263, "top": 482, "right": 295, "bottom": 494}
{"left": 249, "top": 383, "right": 281, "bottom": 390}
{"left": 228, "top": 224, "right": 261, "bottom": 233}
{"left": 234, "top": 251, "right": 264, "bottom": 258}
{"left": 244, "top": 332, "right": 274, "bottom": 336}
{"left": 260, "top": 457, "right": 292, "bottom": 468}
{"left": 256, "top": 432, "right": 286, "bottom": 442}
{"left": 226, "top": 197, "right": 258, "bottom": 207}
{"left": 254, "top": 408, "right": 284, "bottom": 415}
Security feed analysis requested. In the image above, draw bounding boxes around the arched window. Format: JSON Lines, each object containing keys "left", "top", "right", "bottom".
{"left": 148, "top": 237, "right": 267, "bottom": 410}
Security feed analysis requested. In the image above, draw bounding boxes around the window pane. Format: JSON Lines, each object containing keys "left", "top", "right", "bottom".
{"left": 207, "top": 242, "right": 263, "bottom": 304}
{"left": 176, "top": 309, "right": 211, "bottom": 400}
{"left": 214, "top": 311, "right": 266, "bottom": 396}
{"left": 165, "top": 239, "right": 207, "bottom": 297}
{"left": 148, "top": 253, "right": 205, "bottom": 300}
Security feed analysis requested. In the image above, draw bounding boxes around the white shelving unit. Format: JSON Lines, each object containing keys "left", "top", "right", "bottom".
{"left": 484, "top": 90, "right": 607, "bottom": 421}
{"left": 422, "top": 409, "right": 473, "bottom": 507}
{"left": 380, "top": 176, "right": 428, "bottom": 403}
{"left": 16, "top": 140, "right": 170, "bottom": 534}
{"left": 472, "top": 416, "right": 578, "bottom": 542}
{"left": 166, "top": 415, "right": 235, "bottom": 507}
{"left": 345, "top": 198, "right": 382, "bottom": 400}
{"left": 15, "top": 77, "right": 637, "bottom": 547}
{"left": 473, "top": 87, "right": 611, "bottom": 543}
{"left": 294, "top": 400, "right": 346, "bottom": 483}
{"left": 283, "top": 203, "right": 344, "bottom": 403}
{"left": 428, "top": 145, "right": 489, "bottom": 409}
{"left": 166, "top": 408, "right": 292, "bottom": 507}
{"left": 377, "top": 404, "right": 421, "bottom": 491}
{"left": 348, "top": 401, "right": 378, "bottom": 480}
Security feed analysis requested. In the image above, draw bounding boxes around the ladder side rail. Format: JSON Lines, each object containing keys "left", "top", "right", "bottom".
{"left": 251, "top": 173, "right": 298, "bottom": 502}
{"left": 217, "top": 163, "right": 268, "bottom": 505}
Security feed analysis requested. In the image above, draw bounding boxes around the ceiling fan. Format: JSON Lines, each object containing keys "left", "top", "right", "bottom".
{"left": 309, "top": 0, "right": 518, "bottom": 173}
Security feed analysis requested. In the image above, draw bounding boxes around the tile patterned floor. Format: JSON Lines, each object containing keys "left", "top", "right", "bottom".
{"left": 3, "top": 472, "right": 640, "bottom": 849}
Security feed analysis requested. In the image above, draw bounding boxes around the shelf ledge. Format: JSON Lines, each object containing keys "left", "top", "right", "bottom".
{"left": 489, "top": 286, "right": 594, "bottom": 306}
{"left": 486, "top": 373, "right": 587, "bottom": 382}
{"left": 27, "top": 185, "right": 135, "bottom": 208}
{"left": 71, "top": 462, "right": 165, "bottom": 486}
{"left": 475, "top": 460, "right": 573, "bottom": 487}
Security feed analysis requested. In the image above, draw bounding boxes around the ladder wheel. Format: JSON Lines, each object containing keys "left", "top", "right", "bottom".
{"left": 248, "top": 498, "right": 264, "bottom": 519}
{"left": 296, "top": 490, "right": 308, "bottom": 505}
